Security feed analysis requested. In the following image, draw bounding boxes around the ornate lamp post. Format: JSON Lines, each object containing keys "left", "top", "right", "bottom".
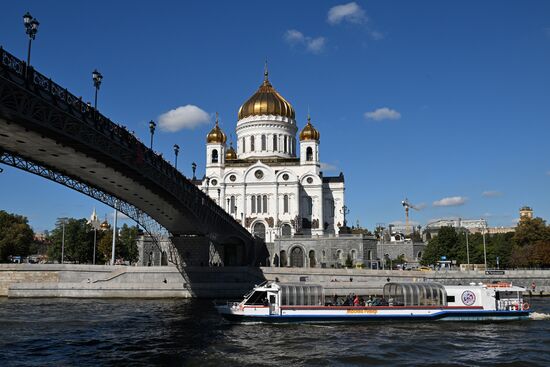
{"left": 23, "top": 12, "right": 39, "bottom": 72}
{"left": 173, "top": 144, "right": 180, "bottom": 169}
{"left": 191, "top": 162, "right": 197, "bottom": 180}
{"left": 340, "top": 205, "right": 350, "bottom": 227}
{"left": 92, "top": 69, "right": 103, "bottom": 110}
{"left": 149, "top": 120, "right": 156, "bottom": 149}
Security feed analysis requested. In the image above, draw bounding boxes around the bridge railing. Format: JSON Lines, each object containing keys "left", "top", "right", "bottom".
{"left": 0, "top": 46, "right": 249, "bottom": 238}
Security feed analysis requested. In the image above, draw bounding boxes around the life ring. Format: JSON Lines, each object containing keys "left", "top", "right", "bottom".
{"left": 523, "top": 303, "right": 529, "bottom": 311}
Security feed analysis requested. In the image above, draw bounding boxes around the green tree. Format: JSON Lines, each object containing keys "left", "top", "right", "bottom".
{"left": 0, "top": 210, "right": 34, "bottom": 262}
{"left": 345, "top": 254, "right": 353, "bottom": 268}
{"left": 47, "top": 218, "right": 94, "bottom": 263}
{"left": 118, "top": 224, "right": 139, "bottom": 263}
{"left": 510, "top": 217, "right": 550, "bottom": 268}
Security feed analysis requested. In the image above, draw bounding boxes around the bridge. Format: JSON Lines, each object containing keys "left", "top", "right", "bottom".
{"left": 0, "top": 46, "right": 257, "bottom": 266}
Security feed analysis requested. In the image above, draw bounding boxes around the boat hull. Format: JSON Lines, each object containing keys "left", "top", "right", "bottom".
{"left": 217, "top": 307, "right": 531, "bottom": 323}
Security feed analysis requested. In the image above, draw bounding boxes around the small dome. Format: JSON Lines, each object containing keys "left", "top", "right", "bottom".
{"left": 100, "top": 220, "right": 110, "bottom": 230}
{"left": 299, "top": 115, "right": 320, "bottom": 141}
{"left": 206, "top": 113, "right": 227, "bottom": 144}
{"left": 225, "top": 142, "right": 237, "bottom": 160}
{"left": 238, "top": 67, "right": 295, "bottom": 120}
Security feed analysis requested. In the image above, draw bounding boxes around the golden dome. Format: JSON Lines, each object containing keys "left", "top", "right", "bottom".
{"left": 299, "top": 115, "right": 320, "bottom": 141}
{"left": 206, "top": 113, "right": 227, "bottom": 144}
{"left": 225, "top": 142, "right": 237, "bottom": 160}
{"left": 100, "top": 220, "right": 110, "bottom": 230}
{"left": 238, "top": 67, "right": 295, "bottom": 120}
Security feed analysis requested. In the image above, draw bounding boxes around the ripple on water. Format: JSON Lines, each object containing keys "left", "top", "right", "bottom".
{"left": 0, "top": 297, "right": 549, "bottom": 366}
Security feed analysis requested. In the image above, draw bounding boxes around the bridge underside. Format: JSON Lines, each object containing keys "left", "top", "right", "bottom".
{"left": 0, "top": 118, "right": 197, "bottom": 233}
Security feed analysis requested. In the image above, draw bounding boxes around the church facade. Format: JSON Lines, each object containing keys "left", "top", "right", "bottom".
{"left": 201, "top": 68, "right": 345, "bottom": 248}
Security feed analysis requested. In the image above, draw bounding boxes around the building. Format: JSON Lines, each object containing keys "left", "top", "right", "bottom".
{"left": 200, "top": 67, "right": 345, "bottom": 246}
{"left": 519, "top": 206, "right": 533, "bottom": 221}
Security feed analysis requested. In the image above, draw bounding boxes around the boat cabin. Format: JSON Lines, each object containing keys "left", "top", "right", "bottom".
{"left": 383, "top": 282, "right": 526, "bottom": 310}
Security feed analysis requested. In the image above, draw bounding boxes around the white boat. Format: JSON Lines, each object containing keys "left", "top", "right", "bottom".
{"left": 215, "top": 281, "right": 531, "bottom": 322}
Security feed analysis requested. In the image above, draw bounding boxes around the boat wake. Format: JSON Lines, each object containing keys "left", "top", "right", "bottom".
{"left": 529, "top": 312, "right": 550, "bottom": 320}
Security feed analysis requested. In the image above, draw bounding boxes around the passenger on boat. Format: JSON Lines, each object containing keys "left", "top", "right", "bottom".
{"left": 353, "top": 295, "right": 360, "bottom": 306}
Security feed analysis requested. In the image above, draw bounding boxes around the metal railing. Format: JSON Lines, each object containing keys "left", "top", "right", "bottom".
{"left": 0, "top": 45, "right": 250, "bottom": 240}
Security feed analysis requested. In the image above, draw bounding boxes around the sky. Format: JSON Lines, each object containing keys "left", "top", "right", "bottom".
{"left": 0, "top": 0, "right": 549, "bottom": 233}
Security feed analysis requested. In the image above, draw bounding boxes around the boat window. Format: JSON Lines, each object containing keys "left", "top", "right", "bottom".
{"left": 447, "top": 296, "right": 455, "bottom": 303}
{"left": 383, "top": 282, "right": 447, "bottom": 307}
{"left": 245, "top": 291, "right": 268, "bottom": 305}
{"left": 279, "top": 284, "right": 324, "bottom": 306}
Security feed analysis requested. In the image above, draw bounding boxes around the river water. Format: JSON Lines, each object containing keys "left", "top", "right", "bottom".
{"left": 0, "top": 297, "right": 549, "bottom": 366}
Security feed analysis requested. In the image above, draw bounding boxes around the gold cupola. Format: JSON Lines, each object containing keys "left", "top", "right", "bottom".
{"left": 299, "top": 115, "right": 320, "bottom": 141}
{"left": 206, "top": 113, "right": 227, "bottom": 144}
{"left": 225, "top": 142, "right": 237, "bottom": 160}
{"left": 237, "top": 64, "right": 295, "bottom": 120}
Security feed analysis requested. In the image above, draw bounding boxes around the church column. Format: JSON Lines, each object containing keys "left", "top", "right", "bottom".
{"left": 242, "top": 183, "right": 247, "bottom": 227}
{"left": 294, "top": 183, "right": 300, "bottom": 230}
{"left": 274, "top": 182, "right": 279, "bottom": 230}
{"left": 220, "top": 184, "right": 226, "bottom": 211}
{"left": 316, "top": 189, "right": 324, "bottom": 234}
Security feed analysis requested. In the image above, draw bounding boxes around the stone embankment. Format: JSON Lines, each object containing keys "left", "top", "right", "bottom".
{"left": 0, "top": 264, "right": 264, "bottom": 298}
{"left": 0, "top": 264, "right": 548, "bottom": 298}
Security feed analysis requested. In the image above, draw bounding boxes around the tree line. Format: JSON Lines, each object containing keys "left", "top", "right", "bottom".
{"left": 0, "top": 210, "right": 139, "bottom": 264}
{"left": 421, "top": 217, "right": 550, "bottom": 268}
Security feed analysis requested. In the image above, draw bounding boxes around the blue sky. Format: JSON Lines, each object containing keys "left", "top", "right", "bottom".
{"left": 1, "top": 0, "right": 549, "bottom": 232}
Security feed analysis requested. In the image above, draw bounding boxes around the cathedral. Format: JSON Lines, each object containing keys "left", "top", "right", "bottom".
{"left": 200, "top": 67, "right": 345, "bottom": 244}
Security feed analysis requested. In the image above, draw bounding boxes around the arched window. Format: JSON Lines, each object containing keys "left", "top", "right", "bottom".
{"left": 351, "top": 250, "right": 357, "bottom": 260}
{"left": 273, "top": 134, "right": 277, "bottom": 151}
{"left": 262, "top": 195, "right": 268, "bottom": 213}
{"left": 251, "top": 195, "right": 256, "bottom": 213}
{"left": 306, "top": 147, "right": 313, "bottom": 161}
{"left": 253, "top": 222, "right": 266, "bottom": 239}
{"left": 261, "top": 135, "right": 266, "bottom": 150}
{"left": 257, "top": 195, "right": 262, "bottom": 213}
{"left": 305, "top": 196, "right": 313, "bottom": 215}
{"left": 283, "top": 195, "right": 289, "bottom": 213}
{"left": 283, "top": 136, "right": 288, "bottom": 153}
{"left": 367, "top": 250, "right": 372, "bottom": 260}
{"left": 250, "top": 136, "right": 255, "bottom": 151}
{"left": 212, "top": 149, "right": 218, "bottom": 163}
{"left": 230, "top": 196, "right": 235, "bottom": 213}
{"left": 242, "top": 137, "right": 246, "bottom": 153}
{"left": 282, "top": 223, "right": 292, "bottom": 236}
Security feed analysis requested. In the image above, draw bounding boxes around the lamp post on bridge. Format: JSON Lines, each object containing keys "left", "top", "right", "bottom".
{"left": 173, "top": 144, "right": 180, "bottom": 169}
{"left": 191, "top": 162, "right": 197, "bottom": 180}
{"left": 92, "top": 69, "right": 103, "bottom": 111}
{"left": 149, "top": 120, "right": 156, "bottom": 150}
{"left": 23, "top": 12, "right": 39, "bottom": 74}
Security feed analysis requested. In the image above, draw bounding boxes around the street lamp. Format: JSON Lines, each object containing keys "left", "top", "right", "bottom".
{"left": 111, "top": 200, "right": 118, "bottom": 266}
{"left": 173, "top": 144, "right": 180, "bottom": 169}
{"left": 149, "top": 120, "right": 156, "bottom": 149}
{"left": 89, "top": 214, "right": 101, "bottom": 265}
{"left": 482, "top": 220, "right": 488, "bottom": 270}
{"left": 92, "top": 69, "right": 103, "bottom": 110}
{"left": 23, "top": 12, "right": 39, "bottom": 72}
{"left": 340, "top": 205, "right": 350, "bottom": 227}
{"left": 191, "top": 162, "right": 197, "bottom": 180}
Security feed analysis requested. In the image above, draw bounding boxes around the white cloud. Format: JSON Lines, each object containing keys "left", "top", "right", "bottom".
{"left": 370, "top": 30, "right": 384, "bottom": 40}
{"left": 158, "top": 105, "right": 210, "bottom": 132}
{"left": 482, "top": 190, "right": 502, "bottom": 198}
{"left": 414, "top": 202, "right": 427, "bottom": 210}
{"left": 364, "top": 107, "right": 401, "bottom": 121}
{"left": 328, "top": 2, "right": 367, "bottom": 25}
{"left": 284, "top": 29, "right": 326, "bottom": 54}
{"left": 433, "top": 196, "right": 467, "bottom": 207}
{"left": 320, "top": 162, "right": 338, "bottom": 172}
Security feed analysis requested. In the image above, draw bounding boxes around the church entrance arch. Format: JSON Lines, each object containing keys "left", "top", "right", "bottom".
{"left": 252, "top": 222, "right": 266, "bottom": 239}
{"left": 290, "top": 246, "right": 304, "bottom": 268}
{"left": 280, "top": 250, "right": 287, "bottom": 267}
{"left": 309, "top": 250, "right": 316, "bottom": 268}
{"left": 281, "top": 223, "right": 292, "bottom": 237}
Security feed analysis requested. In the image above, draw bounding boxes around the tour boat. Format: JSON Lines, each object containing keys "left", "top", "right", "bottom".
{"left": 215, "top": 281, "right": 531, "bottom": 322}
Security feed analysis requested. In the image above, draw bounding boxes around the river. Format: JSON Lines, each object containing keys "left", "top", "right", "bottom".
{"left": 0, "top": 297, "right": 549, "bottom": 366}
